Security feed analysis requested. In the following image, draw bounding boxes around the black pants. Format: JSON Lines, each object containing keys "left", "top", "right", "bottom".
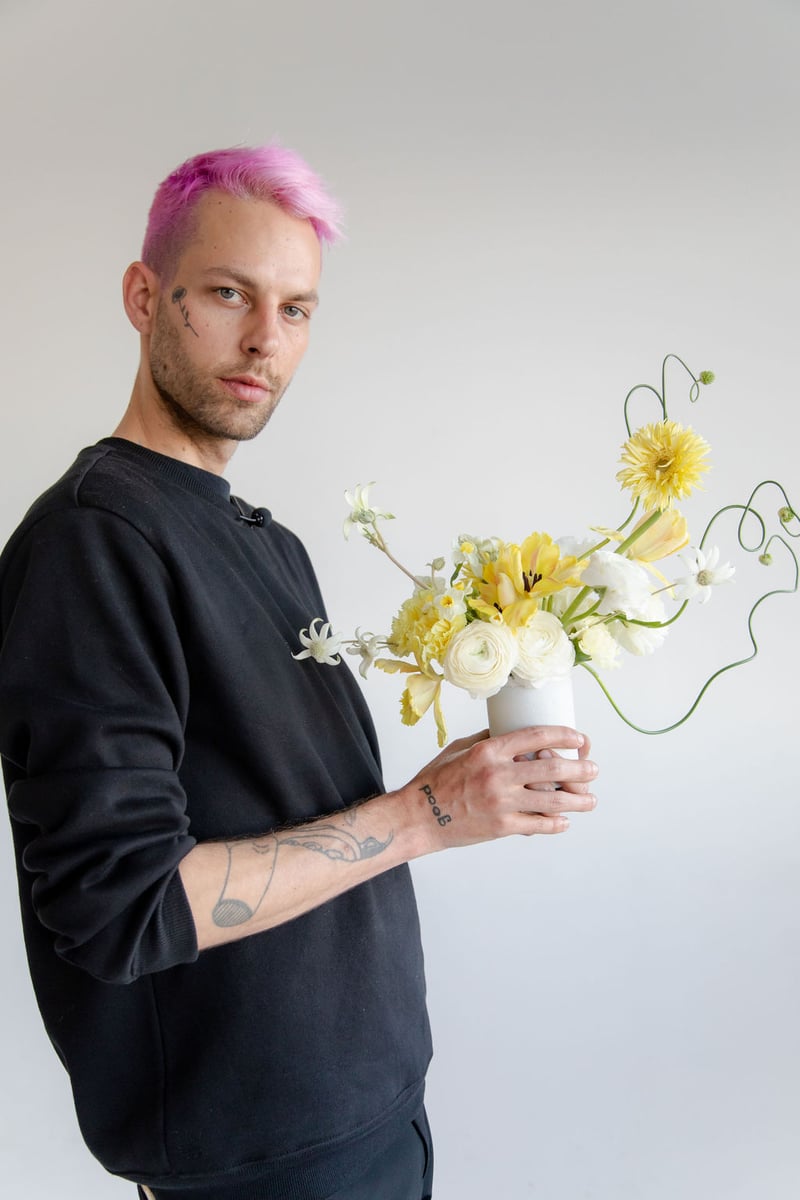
{"left": 137, "top": 1109, "right": 434, "bottom": 1200}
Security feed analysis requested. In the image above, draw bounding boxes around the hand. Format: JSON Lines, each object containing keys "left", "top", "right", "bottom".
{"left": 396, "top": 725, "right": 598, "bottom": 857}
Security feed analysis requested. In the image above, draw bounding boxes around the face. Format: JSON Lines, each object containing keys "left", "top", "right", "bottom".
{"left": 147, "top": 190, "right": 322, "bottom": 450}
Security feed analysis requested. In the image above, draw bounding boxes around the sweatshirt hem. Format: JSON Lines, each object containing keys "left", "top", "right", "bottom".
{"left": 122, "top": 1079, "right": 426, "bottom": 1199}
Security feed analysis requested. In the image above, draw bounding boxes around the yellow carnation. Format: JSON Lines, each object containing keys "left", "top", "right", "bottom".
{"left": 389, "top": 587, "right": 466, "bottom": 667}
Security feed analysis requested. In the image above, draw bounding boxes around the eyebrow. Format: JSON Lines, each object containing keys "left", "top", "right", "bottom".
{"left": 202, "top": 265, "right": 319, "bottom": 306}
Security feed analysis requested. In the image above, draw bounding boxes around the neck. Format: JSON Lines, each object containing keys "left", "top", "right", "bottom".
{"left": 114, "top": 370, "right": 237, "bottom": 476}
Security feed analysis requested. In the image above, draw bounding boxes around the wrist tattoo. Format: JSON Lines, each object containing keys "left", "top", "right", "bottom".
{"left": 211, "top": 822, "right": 393, "bottom": 929}
{"left": 420, "top": 783, "right": 452, "bottom": 827}
{"left": 171, "top": 286, "right": 199, "bottom": 337}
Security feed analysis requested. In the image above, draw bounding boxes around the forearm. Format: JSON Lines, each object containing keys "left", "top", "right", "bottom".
{"left": 179, "top": 790, "right": 421, "bottom": 951}
{"left": 180, "top": 724, "right": 599, "bottom": 953}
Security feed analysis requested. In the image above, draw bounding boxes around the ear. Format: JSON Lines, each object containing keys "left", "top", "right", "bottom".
{"left": 122, "top": 261, "right": 160, "bottom": 334}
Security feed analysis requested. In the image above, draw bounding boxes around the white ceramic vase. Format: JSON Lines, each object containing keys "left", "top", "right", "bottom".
{"left": 486, "top": 673, "right": 578, "bottom": 757}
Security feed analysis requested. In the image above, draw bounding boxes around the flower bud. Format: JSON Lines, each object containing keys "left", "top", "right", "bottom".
{"left": 758, "top": 552, "right": 773, "bottom": 566}
{"left": 698, "top": 371, "right": 715, "bottom": 385}
{"left": 779, "top": 506, "right": 795, "bottom": 524}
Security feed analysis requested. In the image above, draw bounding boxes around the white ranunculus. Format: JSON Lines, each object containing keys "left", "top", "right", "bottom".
{"left": 442, "top": 621, "right": 518, "bottom": 698}
{"left": 511, "top": 611, "right": 575, "bottom": 686}
{"left": 607, "top": 591, "right": 668, "bottom": 655}
{"left": 580, "top": 550, "right": 652, "bottom": 617}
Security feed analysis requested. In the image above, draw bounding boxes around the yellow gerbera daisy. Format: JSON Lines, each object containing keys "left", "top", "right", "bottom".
{"left": 617, "top": 420, "right": 710, "bottom": 510}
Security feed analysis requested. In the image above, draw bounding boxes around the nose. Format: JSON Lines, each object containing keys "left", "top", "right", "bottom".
{"left": 241, "top": 305, "right": 279, "bottom": 358}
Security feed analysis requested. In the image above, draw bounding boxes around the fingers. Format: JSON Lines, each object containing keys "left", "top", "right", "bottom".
{"left": 518, "top": 746, "right": 597, "bottom": 794}
{"left": 518, "top": 812, "right": 572, "bottom": 836}
{"left": 520, "top": 782, "right": 597, "bottom": 818}
{"left": 498, "top": 724, "right": 586, "bottom": 759}
{"left": 406, "top": 723, "right": 598, "bottom": 850}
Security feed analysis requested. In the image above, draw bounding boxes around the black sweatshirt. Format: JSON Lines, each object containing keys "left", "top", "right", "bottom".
{"left": 0, "top": 439, "right": 431, "bottom": 1198}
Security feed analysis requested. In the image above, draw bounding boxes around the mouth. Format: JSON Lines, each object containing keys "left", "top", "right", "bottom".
{"left": 219, "top": 375, "right": 273, "bottom": 403}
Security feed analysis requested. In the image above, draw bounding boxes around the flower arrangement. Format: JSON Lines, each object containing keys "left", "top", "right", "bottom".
{"left": 295, "top": 356, "right": 798, "bottom": 746}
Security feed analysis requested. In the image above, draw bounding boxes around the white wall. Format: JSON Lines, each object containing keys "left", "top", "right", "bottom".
{"left": 1, "top": 1, "right": 798, "bottom": 1196}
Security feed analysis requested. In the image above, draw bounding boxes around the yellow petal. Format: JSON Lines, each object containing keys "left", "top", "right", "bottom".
{"left": 433, "top": 688, "right": 448, "bottom": 747}
{"left": 374, "top": 657, "right": 421, "bottom": 675}
{"left": 404, "top": 672, "right": 442, "bottom": 718}
{"left": 467, "top": 597, "right": 505, "bottom": 623}
{"left": 498, "top": 597, "right": 540, "bottom": 630}
{"left": 628, "top": 510, "right": 690, "bottom": 561}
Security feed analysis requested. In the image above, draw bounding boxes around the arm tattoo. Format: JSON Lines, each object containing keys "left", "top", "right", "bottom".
{"left": 171, "top": 286, "right": 199, "bottom": 337}
{"left": 212, "top": 836, "right": 278, "bottom": 927}
{"left": 211, "top": 823, "right": 393, "bottom": 929}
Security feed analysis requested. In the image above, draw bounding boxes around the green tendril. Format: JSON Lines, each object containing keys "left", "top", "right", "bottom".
{"left": 582, "top": 478, "right": 798, "bottom": 734}
{"left": 622, "top": 353, "right": 705, "bottom": 436}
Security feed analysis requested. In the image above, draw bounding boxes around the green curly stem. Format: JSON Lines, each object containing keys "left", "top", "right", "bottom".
{"left": 622, "top": 353, "right": 703, "bottom": 435}
{"left": 581, "top": 479, "right": 799, "bottom": 734}
{"left": 580, "top": 570, "right": 793, "bottom": 733}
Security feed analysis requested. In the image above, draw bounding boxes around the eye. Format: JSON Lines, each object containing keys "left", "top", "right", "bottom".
{"left": 282, "top": 304, "right": 309, "bottom": 322}
{"left": 214, "top": 287, "right": 245, "bottom": 304}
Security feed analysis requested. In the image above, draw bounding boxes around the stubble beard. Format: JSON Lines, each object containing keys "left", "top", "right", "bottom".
{"left": 149, "top": 303, "right": 287, "bottom": 444}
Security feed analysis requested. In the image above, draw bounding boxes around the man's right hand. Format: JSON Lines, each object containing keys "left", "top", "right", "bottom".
{"left": 391, "top": 724, "right": 598, "bottom": 858}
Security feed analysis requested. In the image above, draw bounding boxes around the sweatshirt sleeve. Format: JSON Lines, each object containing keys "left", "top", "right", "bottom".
{"left": 0, "top": 505, "right": 199, "bottom": 984}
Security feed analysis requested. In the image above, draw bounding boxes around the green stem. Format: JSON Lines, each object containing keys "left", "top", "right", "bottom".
{"left": 372, "top": 526, "right": 427, "bottom": 588}
{"left": 616, "top": 500, "right": 642, "bottom": 534}
{"left": 567, "top": 601, "right": 602, "bottom": 625}
{"left": 579, "top": 568, "right": 791, "bottom": 733}
{"left": 615, "top": 509, "right": 662, "bottom": 556}
{"left": 560, "top": 586, "right": 593, "bottom": 626}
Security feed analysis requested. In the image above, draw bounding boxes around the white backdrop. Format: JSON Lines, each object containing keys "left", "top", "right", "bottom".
{"left": 1, "top": 1, "right": 798, "bottom": 1197}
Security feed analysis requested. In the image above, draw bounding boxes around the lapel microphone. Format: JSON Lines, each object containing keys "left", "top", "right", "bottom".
{"left": 230, "top": 495, "right": 265, "bottom": 526}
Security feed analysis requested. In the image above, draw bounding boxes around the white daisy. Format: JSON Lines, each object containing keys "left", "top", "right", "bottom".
{"left": 673, "top": 546, "right": 735, "bottom": 604}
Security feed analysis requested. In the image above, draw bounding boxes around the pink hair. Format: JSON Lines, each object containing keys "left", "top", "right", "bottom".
{"left": 141, "top": 144, "right": 343, "bottom": 279}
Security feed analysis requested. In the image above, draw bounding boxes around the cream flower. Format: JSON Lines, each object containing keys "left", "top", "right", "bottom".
{"left": 343, "top": 483, "right": 394, "bottom": 540}
{"left": 607, "top": 592, "right": 668, "bottom": 655}
{"left": 293, "top": 619, "right": 343, "bottom": 665}
{"left": 556, "top": 535, "right": 599, "bottom": 559}
{"left": 442, "top": 621, "right": 518, "bottom": 698}
{"left": 433, "top": 586, "right": 469, "bottom": 622}
{"left": 574, "top": 619, "right": 621, "bottom": 669}
{"left": 672, "top": 545, "right": 735, "bottom": 604}
{"left": 512, "top": 611, "right": 576, "bottom": 686}
{"left": 452, "top": 534, "right": 502, "bottom": 579}
{"left": 579, "top": 551, "right": 652, "bottom": 618}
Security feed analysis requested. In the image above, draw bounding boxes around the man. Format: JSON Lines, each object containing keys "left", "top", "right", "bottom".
{"left": 0, "top": 145, "right": 598, "bottom": 1199}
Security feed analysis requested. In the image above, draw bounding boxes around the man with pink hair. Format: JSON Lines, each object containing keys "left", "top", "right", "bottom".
{"left": 0, "top": 144, "right": 598, "bottom": 1199}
